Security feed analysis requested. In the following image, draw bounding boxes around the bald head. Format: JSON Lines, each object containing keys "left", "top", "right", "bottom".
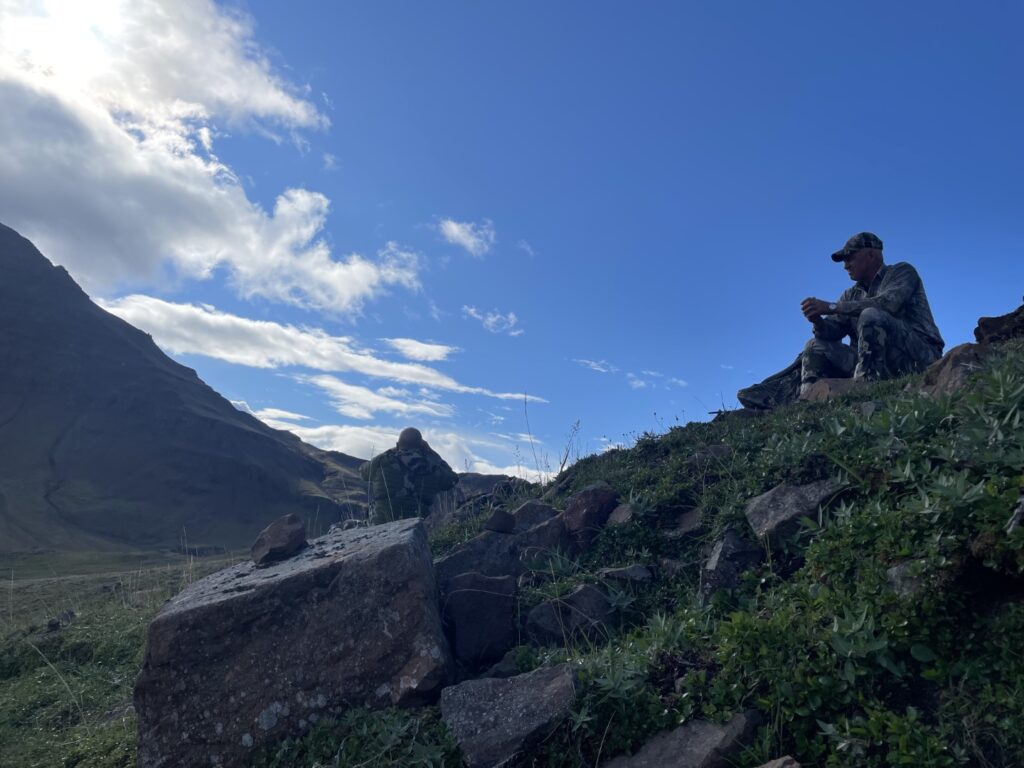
{"left": 397, "top": 427, "right": 424, "bottom": 450}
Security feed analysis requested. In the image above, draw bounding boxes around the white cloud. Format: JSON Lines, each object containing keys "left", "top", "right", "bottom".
{"left": 323, "top": 152, "right": 338, "bottom": 171}
{"left": 626, "top": 373, "right": 650, "bottom": 390}
{"left": 301, "top": 375, "right": 454, "bottom": 421}
{"left": 574, "top": 359, "right": 619, "bottom": 374}
{"left": 0, "top": 1, "right": 416, "bottom": 314}
{"left": 720, "top": 364, "right": 735, "bottom": 370}
{"left": 517, "top": 239, "right": 536, "bottom": 257}
{"left": 668, "top": 377, "right": 689, "bottom": 388}
{"left": 99, "top": 295, "right": 544, "bottom": 403}
{"left": 254, "top": 407, "right": 310, "bottom": 422}
{"left": 439, "top": 218, "right": 496, "bottom": 257}
{"left": 463, "top": 305, "right": 523, "bottom": 336}
{"left": 382, "top": 337, "right": 458, "bottom": 362}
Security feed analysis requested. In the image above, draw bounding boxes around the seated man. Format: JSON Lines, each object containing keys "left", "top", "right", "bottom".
{"left": 799, "top": 232, "right": 944, "bottom": 394}
{"left": 359, "top": 427, "right": 459, "bottom": 525}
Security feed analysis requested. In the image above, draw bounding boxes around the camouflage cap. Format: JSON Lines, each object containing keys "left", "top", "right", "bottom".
{"left": 831, "top": 232, "right": 883, "bottom": 262}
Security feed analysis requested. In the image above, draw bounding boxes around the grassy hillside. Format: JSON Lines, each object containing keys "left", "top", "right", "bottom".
{"left": 2, "top": 339, "right": 1022, "bottom": 767}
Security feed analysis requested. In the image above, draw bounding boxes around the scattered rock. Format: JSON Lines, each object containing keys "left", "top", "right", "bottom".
{"left": 799, "top": 377, "right": 861, "bottom": 403}
{"left": 526, "top": 584, "right": 613, "bottom": 646}
{"left": 1007, "top": 496, "right": 1023, "bottom": 535}
{"left": 887, "top": 559, "right": 926, "bottom": 599}
{"left": 686, "top": 444, "right": 732, "bottom": 468}
{"left": 562, "top": 483, "right": 620, "bottom": 549}
{"left": 598, "top": 564, "right": 654, "bottom": 583}
{"left": 858, "top": 400, "right": 884, "bottom": 419}
{"left": 745, "top": 479, "right": 844, "bottom": 545}
{"left": 443, "top": 572, "right": 517, "bottom": 668}
{"left": 974, "top": 303, "right": 1024, "bottom": 345}
{"left": 250, "top": 512, "right": 307, "bottom": 567}
{"left": 601, "top": 710, "right": 761, "bottom": 767}
{"left": 917, "top": 343, "right": 986, "bottom": 398}
{"left": 481, "top": 648, "right": 522, "bottom": 679}
{"left": 659, "top": 557, "right": 686, "bottom": 579}
{"left": 699, "top": 531, "right": 762, "bottom": 602}
{"left": 135, "top": 520, "right": 452, "bottom": 768}
{"left": 607, "top": 503, "right": 636, "bottom": 526}
{"left": 484, "top": 509, "right": 516, "bottom": 533}
{"left": 45, "top": 609, "right": 75, "bottom": 633}
{"left": 665, "top": 508, "right": 704, "bottom": 539}
{"left": 510, "top": 500, "right": 558, "bottom": 532}
{"left": 441, "top": 664, "right": 576, "bottom": 768}
{"left": 756, "top": 758, "right": 801, "bottom": 768}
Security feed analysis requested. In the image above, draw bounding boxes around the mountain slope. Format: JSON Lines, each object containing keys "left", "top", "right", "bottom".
{"left": 0, "top": 222, "right": 366, "bottom": 553}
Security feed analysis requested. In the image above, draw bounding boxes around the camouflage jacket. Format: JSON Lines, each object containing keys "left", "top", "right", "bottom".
{"left": 813, "top": 262, "right": 944, "bottom": 350}
{"left": 359, "top": 444, "right": 458, "bottom": 524}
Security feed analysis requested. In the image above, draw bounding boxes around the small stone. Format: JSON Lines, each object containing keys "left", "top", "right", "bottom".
{"left": 887, "top": 559, "right": 925, "bottom": 598}
{"left": 481, "top": 648, "right": 521, "bottom": 679}
{"left": 250, "top": 513, "right": 307, "bottom": 566}
{"left": 607, "top": 503, "right": 635, "bottom": 526}
{"left": 526, "top": 584, "right": 613, "bottom": 646}
{"left": 484, "top": 509, "right": 516, "bottom": 534}
{"left": 598, "top": 565, "right": 653, "bottom": 583}
{"left": 799, "top": 377, "right": 861, "bottom": 402}
{"left": 756, "top": 758, "right": 801, "bottom": 768}
{"left": 665, "top": 508, "right": 704, "bottom": 539}
{"left": 601, "top": 710, "right": 760, "bottom": 767}
{"left": 699, "top": 531, "right": 762, "bottom": 603}
{"left": 510, "top": 501, "right": 558, "bottom": 531}
{"left": 745, "top": 479, "right": 844, "bottom": 546}
{"left": 562, "top": 483, "right": 620, "bottom": 550}
{"left": 659, "top": 557, "right": 685, "bottom": 579}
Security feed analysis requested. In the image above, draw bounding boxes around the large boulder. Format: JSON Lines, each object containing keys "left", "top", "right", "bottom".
{"left": 745, "top": 479, "right": 844, "bottom": 545}
{"left": 134, "top": 520, "right": 452, "bottom": 768}
{"left": 975, "top": 303, "right": 1024, "bottom": 344}
{"left": 443, "top": 571, "right": 517, "bottom": 668}
{"left": 562, "top": 483, "right": 620, "bottom": 549}
{"left": 601, "top": 710, "right": 760, "bottom": 768}
{"left": 441, "top": 664, "right": 576, "bottom": 768}
{"left": 917, "top": 343, "right": 986, "bottom": 398}
{"left": 250, "top": 512, "right": 307, "bottom": 566}
{"left": 798, "top": 377, "right": 860, "bottom": 403}
{"left": 526, "top": 583, "right": 613, "bottom": 646}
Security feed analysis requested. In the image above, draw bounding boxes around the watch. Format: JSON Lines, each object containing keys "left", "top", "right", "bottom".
{"left": 828, "top": 303, "right": 837, "bottom": 313}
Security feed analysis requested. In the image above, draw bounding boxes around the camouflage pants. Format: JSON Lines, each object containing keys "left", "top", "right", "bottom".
{"left": 802, "top": 308, "right": 941, "bottom": 383}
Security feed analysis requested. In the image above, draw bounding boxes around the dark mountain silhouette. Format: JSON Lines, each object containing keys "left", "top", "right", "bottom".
{"left": 0, "top": 222, "right": 367, "bottom": 553}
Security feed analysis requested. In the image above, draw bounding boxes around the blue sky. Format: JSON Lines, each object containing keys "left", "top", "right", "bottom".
{"left": 1, "top": 1, "right": 1021, "bottom": 477}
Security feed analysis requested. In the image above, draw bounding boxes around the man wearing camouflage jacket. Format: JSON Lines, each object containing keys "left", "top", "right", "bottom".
{"left": 359, "top": 427, "right": 459, "bottom": 525}
{"left": 799, "top": 231, "right": 944, "bottom": 392}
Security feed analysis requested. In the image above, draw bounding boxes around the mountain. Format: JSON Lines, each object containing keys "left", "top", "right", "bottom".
{"left": 0, "top": 222, "right": 367, "bottom": 553}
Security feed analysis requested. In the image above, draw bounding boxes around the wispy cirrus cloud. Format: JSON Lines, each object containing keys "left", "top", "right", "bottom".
{"left": 463, "top": 305, "right": 523, "bottom": 336}
{"left": 574, "top": 359, "right": 619, "bottom": 374}
{"left": 439, "top": 218, "right": 496, "bottom": 257}
{"left": 0, "top": 0, "right": 418, "bottom": 315}
{"left": 301, "top": 375, "right": 455, "bottom": 420}
{"left": 382, "top": 337, "right": 459, "bottom": 362}
{"left": 100, "top": 295, "right": 545, "bottom": 402}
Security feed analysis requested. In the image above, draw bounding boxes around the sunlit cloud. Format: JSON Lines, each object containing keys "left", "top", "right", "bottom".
{"left": 439, "top": 218, "right": 496, "bottom": 257}
{"left": 463, "top": 305, "right": 523, "bottom": 336}
{"left": 382, "top": 337, "right": 459, "bottom": 362}
{"left": 574, "top": 359, "right": 619, "bottom": 374}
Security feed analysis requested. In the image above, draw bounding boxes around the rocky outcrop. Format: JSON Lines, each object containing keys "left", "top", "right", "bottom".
{"left": 975, "top": 303, "right": 1024, "bottom": 345}
{"left": 134, "top": 520, "right": 451, "bottom": 768}
{"left": 251, "top": 513, "right": 307, "bottom": 566}
{"left": 442, "top": 571, "right": 517, "bottom": 668}
{"left": 562, "top": 483, "right": 620, "bottom": 549}
{"left": 745, "top": 479, "right": 843, "bottom": 545}
{"left": 601, "top": 710, "right": 760, "bottom": 767}
{"left": 917, "top": 343, "right": 986, "bottom": 398}
{"left": 441, "top": 664, "right": 576, "bottom": 768}
{"left": 699, "top": 531, "right": 762, "bottom": 603}
{"left": 526, "top": 584, "right": 613, "bottom": 646}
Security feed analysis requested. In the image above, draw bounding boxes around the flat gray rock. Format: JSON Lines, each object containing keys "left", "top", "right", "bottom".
{"left": 601, "top": 710, "right": 760, "bottom": 767}
{"left": 135, "top": 520, "right": 452, "bottom": 768}
{"left": 441, "top": 664, "right": 576, "bottom": 768}
{"left": 745, "top": 479, "right": 843, "bottom": 545}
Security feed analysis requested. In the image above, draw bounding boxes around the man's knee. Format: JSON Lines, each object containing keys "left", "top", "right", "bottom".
{"left": 857, "top": 307, "right": 891, "bottom": 331}
{"left": 803, "top": 337, "right": 828, "bottom": 356}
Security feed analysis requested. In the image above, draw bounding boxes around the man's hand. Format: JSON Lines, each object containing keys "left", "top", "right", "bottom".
{"left": 801, "top": 297, "right": 831, "bottom": 322}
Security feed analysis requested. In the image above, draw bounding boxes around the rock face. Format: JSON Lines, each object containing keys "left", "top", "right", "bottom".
{"left": 251, "top": 513, "right": 307, "bottom": 566}
{"left": 745, "top": 479, "right": 843, "bottom": 544}
{"left": 562, "top": 483, "right": 620, "bottom": 549}
{"left": 975, "top": 303, "right": 1024, "bottom": 344}
{"left": 134, "top": 520, "right": 451, "bottom": 768}
{"left": 442, "top": 571, "right": 517, "bottom": 668}
{"left": 917, "top": 343, "right": 986, "bottom": 398}
{"left": 601, "top": 710, "right": 760, "bottom": 768}
{"left": 700, "top": 531, "right": 762, "bottom": 602}
{"left": 441, "top": 664, "right": 576, "bottom": 768}
{"left": 526, "top": 584, "right": 613, "bottom": 646}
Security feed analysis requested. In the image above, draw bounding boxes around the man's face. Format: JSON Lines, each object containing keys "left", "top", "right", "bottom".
{"left": 842, "top": 248, "right": 877, "bottom": 283}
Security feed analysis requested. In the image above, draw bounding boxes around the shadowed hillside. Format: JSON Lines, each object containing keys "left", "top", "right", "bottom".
{"left": 0, "top": 223, "right": 367, "bottom": 553}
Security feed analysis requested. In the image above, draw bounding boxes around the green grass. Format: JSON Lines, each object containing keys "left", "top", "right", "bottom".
{"left": 3, "top": 341, "right": 1023, "bottom": 767}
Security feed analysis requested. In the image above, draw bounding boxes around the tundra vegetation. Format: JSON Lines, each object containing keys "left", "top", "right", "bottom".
{"left": 2, "top": 338, "right": 1023, "bottom": 767}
